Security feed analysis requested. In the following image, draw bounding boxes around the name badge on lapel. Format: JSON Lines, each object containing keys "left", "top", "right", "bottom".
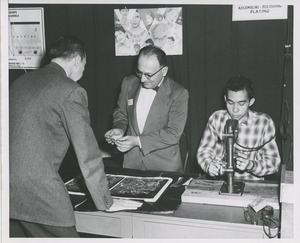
{"left": 128, "top": 99, "right": 133, "bottom": 106}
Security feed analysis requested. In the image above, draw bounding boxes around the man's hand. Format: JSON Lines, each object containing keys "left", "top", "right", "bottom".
{"left": 235, "top": 151, "right": 251, "bottom": 171}
{"left": 106, "top": 198, "right": 143, "bottom": 212}
{"left": 207, "top": 156, "right": 225, "bottom": 177}
{"left": 114, "top": 136, "right": 139, "bottom": 152}
{"left": 207, "top": 163, "right": 221, "bottom": 177}
{"left": 104, "top": 128, "right": 124, "bottom": 145}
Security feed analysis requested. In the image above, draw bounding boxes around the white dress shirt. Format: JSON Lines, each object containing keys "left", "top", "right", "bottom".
{"left": 136, "top": 79, "right": 163, "bottom": 148}
{"left": 136, "top": 87, "right": 157, "bottom": 133}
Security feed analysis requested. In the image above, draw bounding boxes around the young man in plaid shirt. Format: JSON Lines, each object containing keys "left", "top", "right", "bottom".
{"left": 197, "top": 75, "right": 281, "bottom": 180}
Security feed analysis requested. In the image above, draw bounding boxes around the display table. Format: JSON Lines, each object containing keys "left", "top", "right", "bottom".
{"left": 72, "top": 168, "right": 280, "bottom": 239}
{"left": 75, "top": 203, "right": 278, "bottom": 238}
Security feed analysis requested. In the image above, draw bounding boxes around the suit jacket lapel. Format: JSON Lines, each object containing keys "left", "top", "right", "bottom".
{"left": 143, "top": 77, "right": 171, "bottom": 134}
{"left": 128, "top": 80, "right": 141, "bottom": 135}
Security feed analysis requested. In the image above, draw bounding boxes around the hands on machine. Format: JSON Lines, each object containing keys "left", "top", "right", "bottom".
{"left": 218, "top": 119, "right": 245, "bottom": 196}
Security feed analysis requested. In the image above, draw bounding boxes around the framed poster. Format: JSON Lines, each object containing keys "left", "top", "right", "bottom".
{"left": 8, "top": 8, "right": 46, "bottom": 69}
{"left": 114, "top": 7, "right": 182, "bottom": 56}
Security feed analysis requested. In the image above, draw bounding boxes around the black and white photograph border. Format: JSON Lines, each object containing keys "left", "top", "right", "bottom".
{"left": 1, "top": 0, "right": 299, "bottom": 243}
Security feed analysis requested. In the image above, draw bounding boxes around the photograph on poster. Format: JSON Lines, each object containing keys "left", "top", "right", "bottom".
{"left": 114, "top": 7, "right": 182, "bottom": 56}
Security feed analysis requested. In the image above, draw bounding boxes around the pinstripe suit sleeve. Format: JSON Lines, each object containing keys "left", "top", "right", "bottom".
{"left": 62, "top": 86, "right": 113, "bottom": 210}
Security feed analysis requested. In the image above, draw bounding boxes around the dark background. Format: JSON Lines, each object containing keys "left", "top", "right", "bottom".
{"left": 9, "top": 4, "right": 294, "bottom": 179}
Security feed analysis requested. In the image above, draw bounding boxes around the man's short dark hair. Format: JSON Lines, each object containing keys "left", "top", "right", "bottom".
{"left": 145, "top": 38, "right": 154, "bottom": 46}
{"left": 49, "top": 35, "right": 86, "bottom": 61}
{"left": 223, "top": 75, "right": 255, "bottom": 100}
{"left": 138, "top": 45, "right": 167, "bottom": 67}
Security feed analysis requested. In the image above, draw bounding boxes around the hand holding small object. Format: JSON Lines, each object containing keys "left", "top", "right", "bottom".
{"left": 208, "top": 156, "right": 225, "bottom": 177}
{"left": 104, "top": 128, "right": 124, "bottom": 145}
{"left": 115, "top": 136, "right": 139, "bottom": 152}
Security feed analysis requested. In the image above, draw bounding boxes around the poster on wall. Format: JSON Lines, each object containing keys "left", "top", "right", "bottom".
{"left": 114, "top": 7, "right": 182, "bottom": 56}
{"left": 8, "top": 8, "right": 46, "bottom": 69}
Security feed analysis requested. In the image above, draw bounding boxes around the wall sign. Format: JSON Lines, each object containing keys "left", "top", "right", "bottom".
{"left": 8, "top": 8, "right": 46, "bottom": 69}
{"left": 232, "top": 5, "right": 287, "bottom": 21}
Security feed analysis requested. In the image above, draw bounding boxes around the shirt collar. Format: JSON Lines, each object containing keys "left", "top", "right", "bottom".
{"left": 238, "top": 110, "right": 253, "bottom": 127}
{"left": 152, "top": 77, "right": 164, "bottom": 91}
{"left": 225, "top": 110, "right": 253, "bottom": 127}
{"left": 157, "top": 77, "right": 164, "bottom": 87}
{"left": 142, "top": 77, "right": 165, "bottom": 92}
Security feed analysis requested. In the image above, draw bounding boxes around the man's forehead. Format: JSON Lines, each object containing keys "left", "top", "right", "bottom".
{"left": 138, "top": 55, "right": 159, "bottom": 67}
{"left": 139, "top": 54, "right": 157, "bottom": 61}
{"left": 227, "top": 89, "right": 249, "bottom": 101}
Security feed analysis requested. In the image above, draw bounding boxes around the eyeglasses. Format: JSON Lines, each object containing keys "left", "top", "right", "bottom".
{"left": 135, "top": 66, "right": 166, "bottom": 80}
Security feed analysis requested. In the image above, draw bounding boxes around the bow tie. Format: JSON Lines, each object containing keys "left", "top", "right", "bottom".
{"left": 140, "top": 85, "right": 159, "bottom": 92}
{"left": 152, "top": 86, "right": 159, "bottom": 92}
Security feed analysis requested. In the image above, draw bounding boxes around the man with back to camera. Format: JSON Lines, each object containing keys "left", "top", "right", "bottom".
{"left": 9, "top": 35, "right": 140, "bottom": 237}
{"left": 197, "top": 75, "right": 281, "bottom": 180}
{"left": 105, "top": 45, "right": 189, "bottom": 172}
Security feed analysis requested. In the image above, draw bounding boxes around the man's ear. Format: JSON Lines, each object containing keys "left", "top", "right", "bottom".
{"left": 66, "top": 57, "right": 77, "bottom": 78}
{"left": 68, "top": 56, "right": 78, "bottom": 70}
{"left": 249, "top": 98, "right": 255, "bottom": 107}
{"left": 162, "top": 66, "right": 168, "bottom": 76}
{"left": 224, "top": 95, "right": 227, "bottom": 102}
{"left": 74, "top": 55, "right": 81, "bottom": 66}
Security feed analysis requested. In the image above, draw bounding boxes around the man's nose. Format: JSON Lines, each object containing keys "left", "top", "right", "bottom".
{"left": 233, "top": 104, "right": 239, "bottom": 112}
{"left": 140, "top": 75, "right": 147, "bottom": 82}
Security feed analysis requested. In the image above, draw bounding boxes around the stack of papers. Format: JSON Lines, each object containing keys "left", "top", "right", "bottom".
{"left": 106, "top": 199, "right": 143, "bottom": 212}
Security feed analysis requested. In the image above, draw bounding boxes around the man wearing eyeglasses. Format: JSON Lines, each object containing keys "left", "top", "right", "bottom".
{"left": 105, "top": 45, "right": 188, "bottom": 172}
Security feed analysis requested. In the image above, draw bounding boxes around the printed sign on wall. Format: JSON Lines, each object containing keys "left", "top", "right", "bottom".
{"left": 232, "top": 5, "right": 287, "bottom": 21}
{"left": 114, "top": 7, "right": 182, "bottom": 56}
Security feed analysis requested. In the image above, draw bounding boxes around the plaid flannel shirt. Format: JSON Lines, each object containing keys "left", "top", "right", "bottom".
{"left": 197, "top": 110, "right": 281, "bottom": 180}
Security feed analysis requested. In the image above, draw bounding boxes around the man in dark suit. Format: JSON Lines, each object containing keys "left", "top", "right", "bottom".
{"left": 105, "top": 45, "right": 189, "bottom": 172}
{"left": 9, "top": 36, "right": 113, "bottom": 237}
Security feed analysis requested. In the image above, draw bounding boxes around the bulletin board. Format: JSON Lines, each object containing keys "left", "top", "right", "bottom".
{"left": 8, "top": 8, "right": 46, "bottom": 69}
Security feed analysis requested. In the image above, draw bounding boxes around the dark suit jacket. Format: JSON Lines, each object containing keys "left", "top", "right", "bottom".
{"left": 9, "top": 62, "right": 113, "bottom": 227}
{"left": 113, "top": 75, "right": 189, "bottom": 172}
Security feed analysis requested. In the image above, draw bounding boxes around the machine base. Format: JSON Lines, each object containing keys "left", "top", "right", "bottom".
{"left": 219, "top": 181, "right": 245, "bottom": 196}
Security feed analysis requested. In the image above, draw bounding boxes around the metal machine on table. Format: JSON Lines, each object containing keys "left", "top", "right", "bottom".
{"left": 181, "top": 118, "right": 279, "bottom": 210}
{"left": 219, "top": 119, "right": 245, "bottom": 196}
